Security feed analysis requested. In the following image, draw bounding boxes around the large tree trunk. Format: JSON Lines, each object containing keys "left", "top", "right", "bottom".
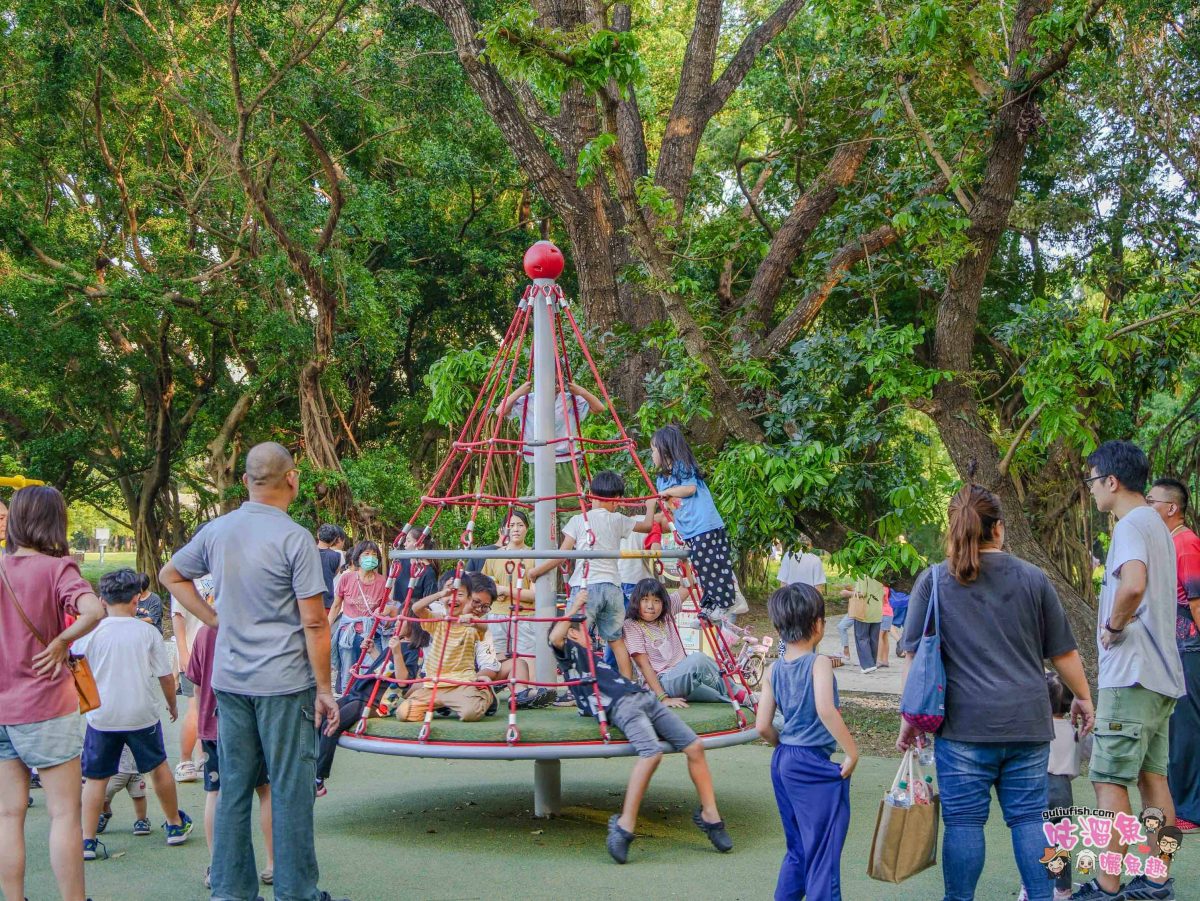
{"left": 929, "top": 0, "right": 1104, "bottom": 674}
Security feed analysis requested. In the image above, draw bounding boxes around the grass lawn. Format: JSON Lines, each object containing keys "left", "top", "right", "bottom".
{"left": 77, "top": 550, "right": 138, "bottom": 586}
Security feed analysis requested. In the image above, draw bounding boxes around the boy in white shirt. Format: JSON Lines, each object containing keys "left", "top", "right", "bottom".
{"left": 535, "top": 470, "right": 655, "bottom": 680}
{"left": 75, "top": 569, "right": 193, "bottom": 859}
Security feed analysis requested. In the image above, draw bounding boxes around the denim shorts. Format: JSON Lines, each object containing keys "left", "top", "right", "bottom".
{"left": 0, "top": 713, "right": 84, "bottom": 768}
{"left": 177, "top": 672, "right": 196, "bottom": 698}
{"left": 585, "top": 582, "right": 626, "bottom": 642}
{"left": 610, "top": 692, "right": 699, "bottom": 758}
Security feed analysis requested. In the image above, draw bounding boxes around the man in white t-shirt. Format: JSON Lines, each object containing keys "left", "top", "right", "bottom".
{"left": 75, "top": 569, "right": 192, "bottom": 857}
{"left": 777, "top": 544, "right": 828, "bottom": 656}
{"left": 1082, "top": 440, "right": 1186, "bottom": 900}
{"left": 171, "top": 572, "right": 212, "bottom": 782}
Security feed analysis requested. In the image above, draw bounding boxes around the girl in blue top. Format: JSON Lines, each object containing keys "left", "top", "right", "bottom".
{"left": 757, "top": 583, "right": 859, "bottom": 901}
{"left": 650, "top": 425, "right": 737, "bottom": 617}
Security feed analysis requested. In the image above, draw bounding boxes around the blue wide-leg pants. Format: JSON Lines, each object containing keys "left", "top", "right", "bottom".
{"left": 771, "top": 744, "right": 851, "bottom": 900}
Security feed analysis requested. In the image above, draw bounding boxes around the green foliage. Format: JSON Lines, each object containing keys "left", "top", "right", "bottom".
{"left": 424, "top": 346, "right": 500, "bottom": 427}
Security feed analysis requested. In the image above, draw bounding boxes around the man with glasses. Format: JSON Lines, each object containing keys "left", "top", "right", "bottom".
{"left": 161, "top": 444, "right": 347, "bottom": 901}
{"left": 1147, "top": 477, "right": 1200, "bottom": 836}
{"left": 1074, "top": 441, "right": 1184, "bottom": 901}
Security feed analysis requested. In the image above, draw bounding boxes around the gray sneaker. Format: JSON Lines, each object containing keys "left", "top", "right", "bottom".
{"left": 1070, "top": 880, "right": 1123, "bottom": 900}
{"left": 1120, "top": 875, "right": 1174, "bottom": 900}
{"left": 606, "top": 814, "right": 634, "bottom": 864}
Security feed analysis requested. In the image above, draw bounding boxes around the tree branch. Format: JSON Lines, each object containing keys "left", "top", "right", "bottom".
{"left": 736, "top": 136, "right": 873, "bottom": 333}
{"left": 297, "top": 121, "right": 346, "bottom": 254}
{"left": 756, "top": 221, "right": 899, "bottom": 357}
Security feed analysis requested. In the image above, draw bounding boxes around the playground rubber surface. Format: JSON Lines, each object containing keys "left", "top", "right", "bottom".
{"left": 22, "top": 724, "right": 1199, "bottom": 900}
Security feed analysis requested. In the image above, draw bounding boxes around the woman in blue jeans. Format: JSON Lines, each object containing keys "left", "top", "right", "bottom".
{"left": 897, "top": 485, "right": 1096, "bottom": 901}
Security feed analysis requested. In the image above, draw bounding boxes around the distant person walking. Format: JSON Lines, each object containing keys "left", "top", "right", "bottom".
{"left": 161, "top": 443, "right": 345, "bottom": 901}
{"left": 777, "top": 543, "right": 827, "bottom": 658}
{"left": 1147, "top": 477, "right": 1200, "bottom": 833}
{"left": 1076, "top": 442, "right": 1185, "bottom": 900}
{"left": 898, "top": 485, "right": 1094, "bottom": 901}
{"left": 0, "top": 485, "right": 105, "bottom": 901}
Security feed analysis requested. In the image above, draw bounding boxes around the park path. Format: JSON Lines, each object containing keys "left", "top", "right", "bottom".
{"left": 817, "top": 614, "right": 903, "bottom": 696}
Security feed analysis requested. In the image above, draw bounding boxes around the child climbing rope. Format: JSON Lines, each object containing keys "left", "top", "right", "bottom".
{"left": 650, "top": 425, "right": 738, "bottom": 620}
{"left": 549, "top": 589, "right": 733, "bottom": 864}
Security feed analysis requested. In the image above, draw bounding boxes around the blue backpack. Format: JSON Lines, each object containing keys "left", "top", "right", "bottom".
{"left": 900, "top": 564, "right": 945, "bottom": 733}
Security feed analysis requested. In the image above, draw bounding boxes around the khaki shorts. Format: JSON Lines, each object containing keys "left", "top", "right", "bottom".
{"left": 1090, "top": 685, "right": 1177, "bottom": 787}
{"left": 105, "top": 771, "right": 146, "bottom": 802}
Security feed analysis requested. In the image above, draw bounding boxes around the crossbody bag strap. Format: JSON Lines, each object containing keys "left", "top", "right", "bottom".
{"left": 0, "top": 559, "right": 51, "bottom": 647}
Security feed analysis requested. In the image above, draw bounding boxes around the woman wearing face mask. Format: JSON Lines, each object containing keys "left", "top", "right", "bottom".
{"left": 328, "top": 541, "right": 389, "bottom": 694}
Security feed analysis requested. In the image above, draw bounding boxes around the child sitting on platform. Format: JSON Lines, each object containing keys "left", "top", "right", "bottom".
{"left": 756, "top": 582, "right": 858, "bottom": 901}
{"left": 549, "top": 589, "right": 733, "bottom": 864}
{"left": 395, "top": 572, "right": 494, "bottom": 723}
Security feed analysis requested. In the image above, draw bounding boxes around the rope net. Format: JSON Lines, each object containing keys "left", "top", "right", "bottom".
{"left": 343, "top": 275, "right": 757, "bottom": 748}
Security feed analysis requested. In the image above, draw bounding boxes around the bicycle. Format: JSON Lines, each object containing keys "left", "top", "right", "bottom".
{"left": 719, "top": 621, "right": 774, "bottom": 690}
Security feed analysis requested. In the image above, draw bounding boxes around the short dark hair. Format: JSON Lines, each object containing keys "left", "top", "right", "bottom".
{"left": 99, "top": 568, "right": 142, "bottom": 604}
{"left": 138, "top": 572, "right": 151, "bottom": 593}
{"left": 768, "top": 582, "right": 825, "bottom": 643}
{"left": 1087, "top": 440, "right": 1149, "bottom": 494}
{"left": 1157, "top": 825, "right": 1182, "bottom": 847}
{"left": 1045, "top": 670, "right": 1074, "bottom": 717}
{"left": 1151, "top": 477, "right": 1189, "bottom": 514}
{"left": 4, "top": 486, "right": 69, "bottom": 557}
{"left": 505, "top": 510, "right": 529, "bottom": 528}
{"left": 463, "top": 571, "right": 497, "bottom": 603}
{"left": 626, "top": 578, "right": 672, "bottom": 624}
{"left": 590, "top": 470, "right": 626, "bottom": 499}
{"left": 351, "top": 541, "right": 382, "bottom": 566}
{"left": 317, "top": 524, "right": 340, "bottom": 544}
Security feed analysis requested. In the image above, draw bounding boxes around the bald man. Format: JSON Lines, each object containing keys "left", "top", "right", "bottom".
{"left": 161, "top": 442, "right": 346, "bottom": 901}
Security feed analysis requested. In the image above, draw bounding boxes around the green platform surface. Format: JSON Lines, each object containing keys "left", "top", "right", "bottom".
{"left": 360, "top": 700, "right": 746, "bottom": 743}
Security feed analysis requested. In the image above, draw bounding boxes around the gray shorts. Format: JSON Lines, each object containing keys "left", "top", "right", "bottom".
{"left": 177, "top": 673, "right": 195, "bottom": 698}
{"left": 0, "top": 713, "right": 84, "bottom": 769}
{"left": 881, "top": 615, "right": 894, "bottom": 631}
{"left": 610, "top": 692, "right": 699, "bottom": 758}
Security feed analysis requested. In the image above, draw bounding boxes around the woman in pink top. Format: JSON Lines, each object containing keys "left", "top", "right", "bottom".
{"left": 328, "top": 541, "right": 390, "bottom": 693}
{"left": 622, "top": 578, "right": 732, "bottom": 705}
{"left": 0, "top": 486, "right": 104, "bottom": 901}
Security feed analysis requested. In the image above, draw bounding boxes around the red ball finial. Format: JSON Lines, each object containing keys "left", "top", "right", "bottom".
{"left": 523, "top": 241, "right": 564, "bottom": 280}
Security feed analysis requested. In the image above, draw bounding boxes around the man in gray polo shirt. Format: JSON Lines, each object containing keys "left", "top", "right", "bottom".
{"left": 162, "top": 442, "right": 343, "bottom": 901}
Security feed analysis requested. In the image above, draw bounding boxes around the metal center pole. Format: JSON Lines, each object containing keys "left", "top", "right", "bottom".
{"left": 531, "top": 276, "right": 562, "bottom": 817}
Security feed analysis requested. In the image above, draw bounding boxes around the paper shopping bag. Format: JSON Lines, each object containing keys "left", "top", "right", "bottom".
{"left": 867, "top": 751, "right": 940, "bottom": 883}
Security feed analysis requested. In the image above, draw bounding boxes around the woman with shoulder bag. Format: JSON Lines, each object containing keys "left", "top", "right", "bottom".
{"left": 896, "top": 485, "right": 1095, "bottom": 901}
{"left": 0, "top": 486, "right": 105, "bottom": 901}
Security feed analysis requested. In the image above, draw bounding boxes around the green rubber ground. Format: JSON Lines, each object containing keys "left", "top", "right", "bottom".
{"left": 363, "top": 701, "right": 745, "bottom": 743}
{"left": 21, "top": 735, "right": 1200, "bottom": 900}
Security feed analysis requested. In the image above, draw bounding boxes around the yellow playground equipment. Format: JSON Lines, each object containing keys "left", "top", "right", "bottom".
{"left": 0, "top": 476, "right": 45, "bottom": 489}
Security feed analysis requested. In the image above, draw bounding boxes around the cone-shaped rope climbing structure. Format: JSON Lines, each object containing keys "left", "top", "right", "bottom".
{"left": 336, "top": 243, "right": 760, "bottom": 812}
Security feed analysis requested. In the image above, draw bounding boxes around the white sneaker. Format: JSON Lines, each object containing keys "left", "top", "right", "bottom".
{"left": 862, "top": 666, "right": 878, "bottom": 674}
{"left": 174, "top": 761, "right": 199, "bottom": 783}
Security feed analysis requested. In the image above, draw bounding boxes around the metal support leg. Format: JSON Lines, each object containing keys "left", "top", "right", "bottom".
{"left": 534, "top": 759, "right": 562, "bottom": 817}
